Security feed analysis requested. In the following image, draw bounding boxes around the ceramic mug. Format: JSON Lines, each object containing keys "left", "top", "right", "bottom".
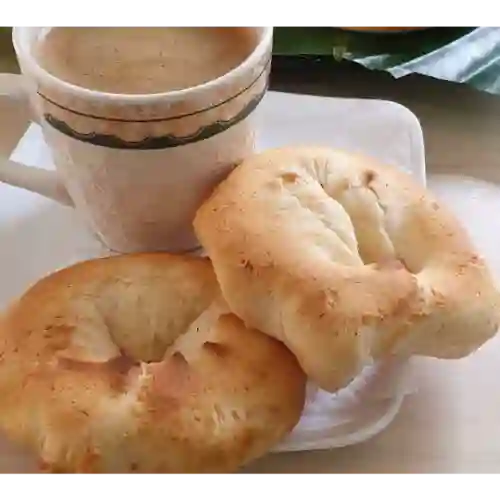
{"left": 0, "top": 27, "right": 272, "bottom": 253}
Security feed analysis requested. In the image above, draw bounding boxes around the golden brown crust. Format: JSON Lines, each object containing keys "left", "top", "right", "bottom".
{"left": 0, "top": 253, "right": 306, "bottom": 473}
{"left": 194, "top": 146, "right": 500, "bottom": 392}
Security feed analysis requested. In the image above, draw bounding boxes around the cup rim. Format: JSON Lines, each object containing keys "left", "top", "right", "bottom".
{"left": 12, "top": 27, "right": 273, "bottom": 104}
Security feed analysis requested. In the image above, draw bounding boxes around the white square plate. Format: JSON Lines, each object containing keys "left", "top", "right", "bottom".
{"left": 0, "top": 91, "right": 425, "bottom": 469}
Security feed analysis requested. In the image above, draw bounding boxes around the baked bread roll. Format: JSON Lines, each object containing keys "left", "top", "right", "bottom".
{"left": 0, "top": 253, "right": 306, "bottom": 473}
{"left": 194, "top": 147, "right": 500, "bottom": 393}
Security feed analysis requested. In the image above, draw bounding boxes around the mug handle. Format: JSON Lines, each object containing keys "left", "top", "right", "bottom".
{"left": 0, "top": 73, "right": 73, "bottom": 207}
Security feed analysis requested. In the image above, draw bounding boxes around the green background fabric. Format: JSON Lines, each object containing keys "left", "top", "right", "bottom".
{"left": 273, "top": 27, "right": 500, "bottom": 95}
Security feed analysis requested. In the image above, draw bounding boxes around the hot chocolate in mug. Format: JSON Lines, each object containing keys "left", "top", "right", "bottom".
{"left": 0, "top": 27, "right": 272, "bottom": 253}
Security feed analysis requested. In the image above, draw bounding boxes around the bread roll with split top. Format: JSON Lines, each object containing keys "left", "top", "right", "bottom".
{"left": 0, "top": 253, "right": 306, "bottom": 473}
{"left": 194, "top": 146, "right": 500, "bottom": 392}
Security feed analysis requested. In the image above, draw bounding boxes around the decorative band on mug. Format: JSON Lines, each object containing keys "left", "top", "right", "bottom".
{"left": 44, "top": 84, "right": 268, "bottom": 150}
{"left": 333, "top": 24, "right": 434, "bottom": 33}
{"left": 37, "top": 57, "right": 271, "bottom": 123}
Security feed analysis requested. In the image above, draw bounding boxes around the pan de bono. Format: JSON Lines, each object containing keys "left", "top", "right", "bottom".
{"left": 0, "top": 253, "right": 306, "bottom": 473}
{"left": 194, "top": 146, "right": 500, "bottom": 392}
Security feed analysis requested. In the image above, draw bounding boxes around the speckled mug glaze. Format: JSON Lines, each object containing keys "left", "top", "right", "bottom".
{"left": 12, "top": 27, "right": 273, "bottom": 253}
